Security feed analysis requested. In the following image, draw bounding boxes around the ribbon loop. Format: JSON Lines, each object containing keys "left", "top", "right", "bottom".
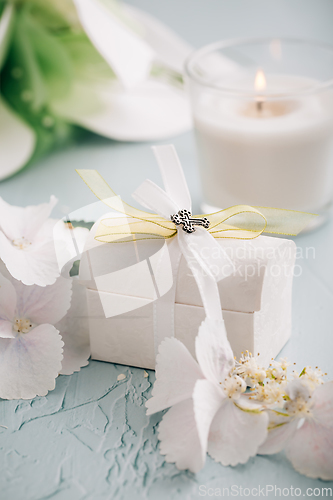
{"left": 133, "top": 179, "right": 179, "bottom": 219}
{"left": 152, "top": 145, "right": 192, "bottom": 211}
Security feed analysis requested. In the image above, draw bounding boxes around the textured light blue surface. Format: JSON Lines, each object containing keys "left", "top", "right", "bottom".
{"left": 1, "top": 1, "right": 333, "bottom": 499}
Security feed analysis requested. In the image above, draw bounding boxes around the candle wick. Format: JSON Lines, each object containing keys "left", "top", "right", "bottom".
{"left": 256, "top": 99, "right": 263, "bottom": 113}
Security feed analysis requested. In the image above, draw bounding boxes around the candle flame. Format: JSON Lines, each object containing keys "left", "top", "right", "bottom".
{"left": 254, "top": 69, "right": 266, "bottom": 92}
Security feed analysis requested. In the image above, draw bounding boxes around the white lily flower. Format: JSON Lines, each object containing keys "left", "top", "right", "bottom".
{"left": 259, "top": 378, "right": 333, "bottom": 480}
{"left": 0, "top": 270, "right": 72, "bottom": 400}
{"left": 0, "top": 196, "right": 62, "bottom": 286}
{"left": 51, "top": 78, "right": 191, "bottom": 142}
{"left": 0, "top": 96, "right": 36, "bottom": 181}
{"left": 0, "top": 4, "right": 36, "bottom": 180}
{"left": 51, "top": 0, "right": 192, "bottom": 141}
{"left": 0, "top": 1, "right": 192, "bottom": 179}
{"left": 146, "top": 318, "right": 268, "bottom": 473}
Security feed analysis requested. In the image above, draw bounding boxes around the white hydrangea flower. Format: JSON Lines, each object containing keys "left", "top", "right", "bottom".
{"left": 0, "top": 270, "right": 72, "bottom": 399}
{"left": 0, "top": 196, "right": 60, "bottom": 286}
{"left": 146, "top": 318, "right": 268, "bottom": 473}
{"left": 0, "top": 196, "right": 89, "bottom": 287}
{"left": 259, "top": 377, "right": 333, "bottom": 480}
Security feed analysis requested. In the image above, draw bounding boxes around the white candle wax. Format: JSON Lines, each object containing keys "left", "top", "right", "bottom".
{"left": 194, "top": 76, "right": 333, "bottom": 213}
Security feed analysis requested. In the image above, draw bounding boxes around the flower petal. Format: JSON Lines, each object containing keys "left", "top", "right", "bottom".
{"left": 195, "top": 317, "right": 234, "bottom": 386}
{"left": 158, "top": 398, "right": 205, "bottom": 473}
{"left": 285, "top": 382, "right": 333, "bottom": 480}
{"left": 0, "top": 97, "right": 36, "bottom": 181}
{"left": 73, "top": 0, "right": 153, "bottom": 88}
{"left": 258, "top": 410, "right": 298, "bottom": 455}
{"left": 0, "top": 234, "right": 61, "bottom": 287}
{"left": 0, "top": 195, "right": 57, "bottom": 242}
{"left": 0, "top": 324, "right": 63, "bottom": 400}
{"left": 0, "top": 270, "right": 16, "bottom": 323}
{"left": 208, "top": 398, "right": 268, "bottom": 466}
{"left": 11, "top": 275, "right": 72, "bottom": 325}
{"left": 0, "top": 321, "right": 14, "bottom": 339}
{"left": 286, "top": 420, "right": 333, "bottom": 480}
{"left": 146, "top": 337, "right": 203, "bottom": 415}
{"left": 312, "top": 380, "right": 333, "bottom": 427}
{"left": 56, "top": 277, "right": 90, "bottom": 375}
{"left": 51, "top": 78, "right": 191, "bottom": 141}
{"left": 193, "top": 379, "right": 225, "bottom": 466}
{"left": 0, "top": 268, "right": 16, "bottom": 339}
{"left": 53, "top": 220, "right": 89, "bottom": 275}
{"left": 123, "top": 4, "right": 192, "bottom": 73}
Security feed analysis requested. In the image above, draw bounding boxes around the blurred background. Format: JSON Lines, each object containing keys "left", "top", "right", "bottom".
{"left": 127, "top": 0, "right": 333, "bottom": 46}
{"left": 1, "top": 0, "right": 332, "bottom": 217}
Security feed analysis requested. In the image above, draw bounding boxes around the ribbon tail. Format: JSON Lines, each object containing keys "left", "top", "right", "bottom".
{"left": 254, "top": 207, "right": 317, "bottom": 236}
{"left": 177, "top": 228, "right": 232, "bottom": 322}
{"left": 153, "top": 237, "right": 182, "bottom": 356}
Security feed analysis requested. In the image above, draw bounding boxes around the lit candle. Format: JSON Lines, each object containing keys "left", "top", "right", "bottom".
{"left": 186, "top": 39, "right": 333, "bottom": 226}
{"left": 255, "top": 68, "right": 266, "bottom": 113}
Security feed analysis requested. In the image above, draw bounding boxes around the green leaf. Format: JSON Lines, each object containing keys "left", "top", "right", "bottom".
{"left": 15, "top": 8, "right": 73, "bottom": 107}
{"left": 58, "top": 31, "right": 115, "bottom": 82}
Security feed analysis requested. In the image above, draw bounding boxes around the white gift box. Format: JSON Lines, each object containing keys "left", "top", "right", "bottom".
{"left": 79, "top": 219, "right": 296, "bottom": 370}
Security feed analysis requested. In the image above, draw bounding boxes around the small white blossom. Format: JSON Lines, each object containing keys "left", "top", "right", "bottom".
{"left": 267, "top": 359, "right": 288, "bottom": 383}
{"left": 279, "top": 358, "right": 291, "bottom": 371}
{"left": 222, "top": 375, "right": 246, "bottom": 400}
{"left": 252, "top": 379, "right": 287, "bottom": 408}
{"left": 234, "top": 351, "right": 266, "bottom": 387}
{"left": 283, "top": 379, "right": 313, "bottom": 417}
{"left": 300, "top": 366, "right": 325, "bottom": 391}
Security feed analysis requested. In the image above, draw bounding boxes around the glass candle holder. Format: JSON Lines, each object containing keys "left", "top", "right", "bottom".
{"left": 185, "top": 38, "right": 333, "bottom": 229}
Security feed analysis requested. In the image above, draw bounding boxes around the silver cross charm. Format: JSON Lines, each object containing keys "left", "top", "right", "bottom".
{"left": 171, "top": 209, "right": 210, "bottom": 234}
